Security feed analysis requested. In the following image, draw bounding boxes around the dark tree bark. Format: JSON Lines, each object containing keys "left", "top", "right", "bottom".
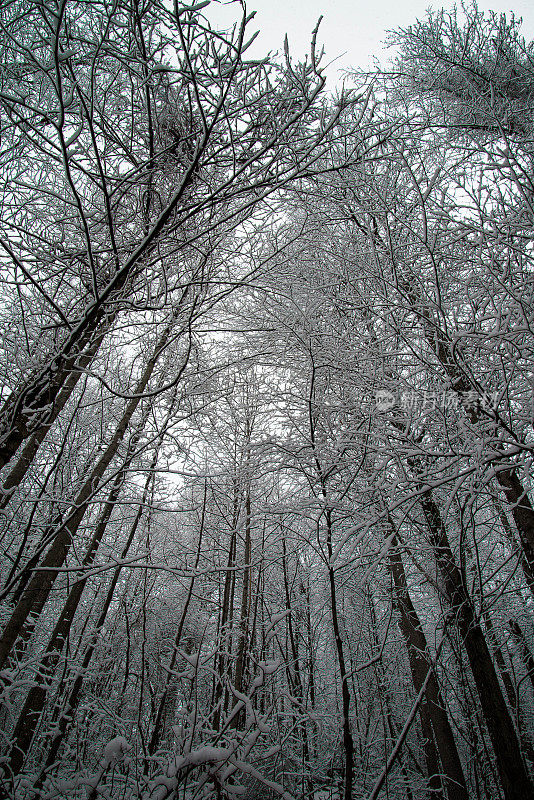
{"left": 0, "top": 327, "right": 111, "bottom": 510}
{"left": 147, "top": 482, "right": 206, "bottom": 761}
{"left": 27, "top": 464, "right": 155, "bottom": 798}
{"left": 212, "top": 477, "right": 239, "bottom": 733}
{"left": 324, "top": 507, "right": 355, "bottom": 800}
{"left": 4, "top": 462, "right": 127, "bottom": 779}
{"left": 418, "top": 486, "right": 534, "bottom": 800}
{"left": 386, "top": 519, "right": 468, "bottom": 800}
{"left": 401, "top": 275, "right": 534, "bottom": 588}
{"left": 0, "top": 316, "right": 189, "bottom": 672}
{"left": 509, "top": 619, "right": 534, "bottom": 696}
{"left": 308, "top": 358, "right": 355, "bottom": 800}
{"left": 0, "top": 119, "right": 209, "bottom": 475}
{"left": 281, "top": 534, "right": 314, "bottom": 798}
{"left": 233, "top": 488, "right": 252, "bottom": 700}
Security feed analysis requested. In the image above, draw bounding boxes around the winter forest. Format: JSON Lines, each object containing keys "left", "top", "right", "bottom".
{"left": 2, "top": 0, "right": 534, "bottom": 798}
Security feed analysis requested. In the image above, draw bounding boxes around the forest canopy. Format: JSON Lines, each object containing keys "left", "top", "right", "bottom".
{"left": 0, "top": 1, "right": 533, "bottom": 799}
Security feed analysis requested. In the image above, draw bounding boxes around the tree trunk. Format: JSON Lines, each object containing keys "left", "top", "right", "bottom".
{"left": 213, "top": 477, "right": 239, "bottom": 732}
{"left": 402, "top": 278, "right": 534, "bottom": 588}
{"left": 0, "top": 316, "right": 187, "bottom": 672}
{"left": 509, "top": 619, "right": 534, "bottom": 696}
{"left": 308, "top": 358, "right": 354, "bottom": 800}
{"left": 326, "top": 509, "right": 355, "bottom": 800}
{"left": 0, "top": 326, "right": 110, "bottom": 509}
{"left": 28, "top": 467, "right": 153, "bottom": 799}
{"left": 496, "top": 471, "right": 534, "bottom": 581}
{"left": 386, "top": 521, "right": 468, "bottom": 800}
{"left": 4, "top": 462, "right": 127, "bottom": 779}
{"left": 418, "top": 486, "right": 534, "bottom": 800}
{"left": 281, "top": 534, "right": 314, "bottom": 798}
{"left": 493, "top": 499, "right": 534, "bottom": 601}
{"left": 233, "top": 488, "right": 252, "bottom": 700}
{"left": 147, "top": 481, "right": 206, "bottom": 760}
{"left": 0, "top": 129, "right": 207, "bottom": 473}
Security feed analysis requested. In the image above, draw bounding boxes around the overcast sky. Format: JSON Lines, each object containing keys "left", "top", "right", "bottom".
{"left": 206, "top": 0, "right": 534, "bottom": 83}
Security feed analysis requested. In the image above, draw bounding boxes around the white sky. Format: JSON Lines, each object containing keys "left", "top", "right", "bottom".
{"left": 206, "top": 0, "right": 534, "bottom": 84}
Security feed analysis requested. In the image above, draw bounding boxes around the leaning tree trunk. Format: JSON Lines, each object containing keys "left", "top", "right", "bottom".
{"left": 1, "top": 385, "right": 92, "bottom": 598}
{"left": 509, "top": 619, "right": 534, "bottom": 696}
{"left": 493, "top": 498, "right": 534, "bottom": 601}
{"left": 401, "top": 275, "right": 534, "bottom": 588}
{"left": 1, "top": 394, "right": 161, "bottom": 783}
{"left": 385, "top": 518, "right": 468, "bottom": 800}
{"left": 3, "top": 461, "right": 128, "bottom": 781}
{"left": 0, "top": 135, "right": 207, "bottom": 473}
{"left": 483, "top": 612, "right": 534, "bottom": 764}
{"left": 0, "top": 314, "right": 189, "bottom": 672}
{"left": 385, "top": 408, "right": 534, "bottom": 799}
{"left": 0, "top": 325, "right": 111, "bottom": 510}
{"left": 418, "top": 483, "right": 534, "bottom": 800}
{"left": 28, "top": 463, "right": 157, "bottom": 799}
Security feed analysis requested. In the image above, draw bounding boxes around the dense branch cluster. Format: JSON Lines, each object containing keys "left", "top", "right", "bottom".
{"left": 0, "top": 1, "right": 534, "bottom": 799}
